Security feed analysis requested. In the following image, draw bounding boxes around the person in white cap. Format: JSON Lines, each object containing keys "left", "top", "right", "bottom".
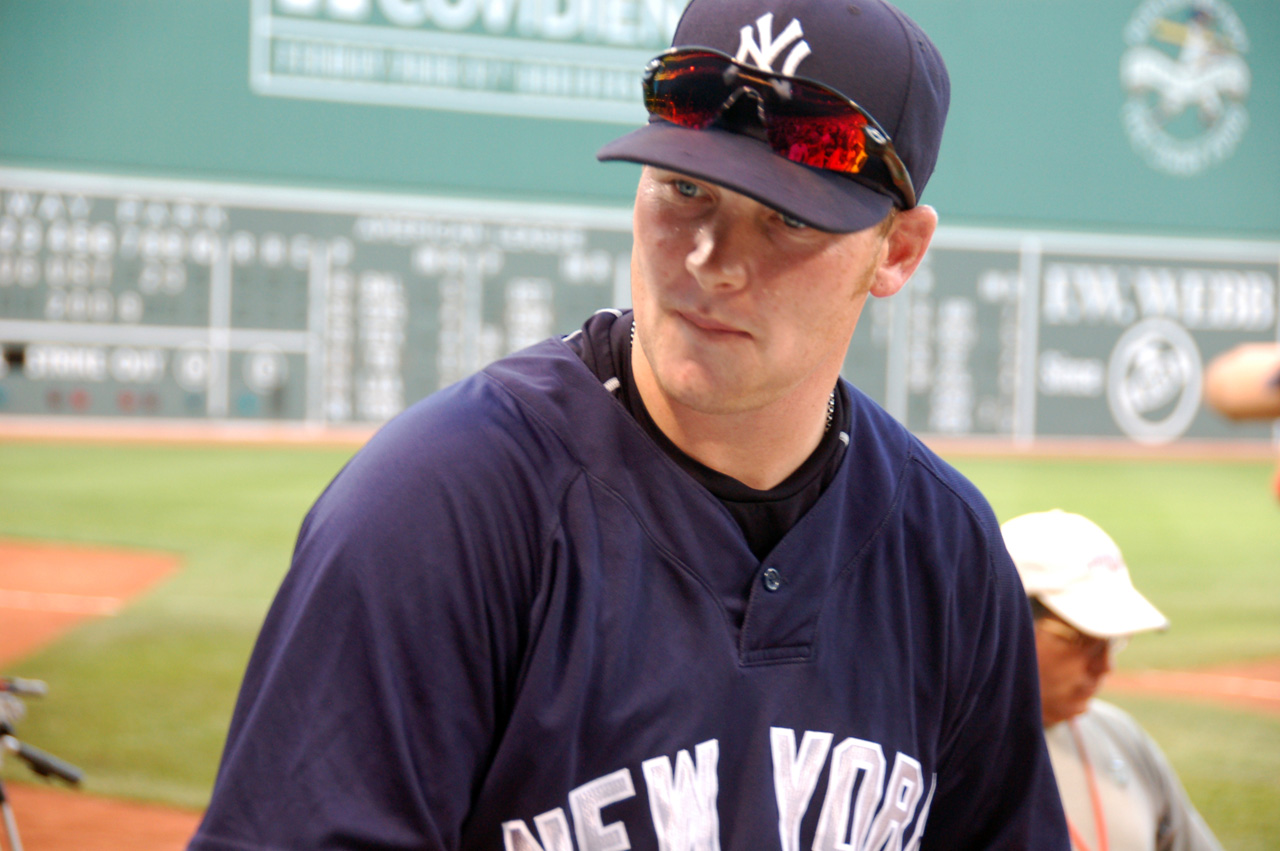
{"left": 1001, "top": 509, "right": 1224, "bottom": 851}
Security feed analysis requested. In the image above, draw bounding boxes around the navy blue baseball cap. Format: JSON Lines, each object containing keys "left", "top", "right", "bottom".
{"left": 597, "top": 0, "right": 950, "bottom": 233}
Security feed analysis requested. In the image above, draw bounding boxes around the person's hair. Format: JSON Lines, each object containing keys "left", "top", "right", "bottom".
{"left": 1029, "top": 597, "right": 1053, "bottom": 621}
{"left": 878, "top": 207, "right": 898, "bottom": 235}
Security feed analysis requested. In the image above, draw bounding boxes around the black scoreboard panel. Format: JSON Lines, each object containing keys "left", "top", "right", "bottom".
{"left": 0, "top": 169, "right": 632, "bottom": 423}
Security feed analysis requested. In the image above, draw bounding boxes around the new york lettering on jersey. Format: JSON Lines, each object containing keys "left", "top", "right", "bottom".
{"left": 502, "top": 729, "right": 932, "bottom": 851}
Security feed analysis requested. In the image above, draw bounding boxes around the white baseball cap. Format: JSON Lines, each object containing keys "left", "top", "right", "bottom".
{"left": 1000, "top": 509, "right": 1169, "bottom": 638}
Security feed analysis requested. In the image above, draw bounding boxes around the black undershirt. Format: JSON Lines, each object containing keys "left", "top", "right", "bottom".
{"left": 565, "top": 309, "right": 850, "bottom": 561}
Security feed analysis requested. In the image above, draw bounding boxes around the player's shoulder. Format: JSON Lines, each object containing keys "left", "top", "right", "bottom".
{"left": 319, "top": 339, "right": 602, "bottom": 515}
{"left": 845, "top": 382, "right": 1002, "bottom": 538}
{"left": 387, "top": 338, "right": 599, "bottom": 452}
{"left": 841, "top": 384, "right": 1017, "bottom": 617}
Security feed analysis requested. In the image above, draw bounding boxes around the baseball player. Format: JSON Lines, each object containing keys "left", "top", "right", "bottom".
{"left": 1002, "top": 509, "right": 1224, "bottom": 851}
{"left": 189, "top": 0, "right": 1069, "bottom": 848}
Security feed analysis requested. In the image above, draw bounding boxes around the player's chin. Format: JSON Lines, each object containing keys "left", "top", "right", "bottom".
{"left": 656, "top": 343, "right": 756, "bottom": 390}
{"left": 659, "top": 363, "right": 764, "bottom": 414}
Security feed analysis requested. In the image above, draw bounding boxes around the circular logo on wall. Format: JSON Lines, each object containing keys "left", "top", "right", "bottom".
{"left": 243, "top": 345, "right": 289, "bottom": 395}
{"left": 1120, "top": 0, "right": 1251, "bottom": 176}
{"left": 1107, "top": 319, "right": 1203, "bottom": 444}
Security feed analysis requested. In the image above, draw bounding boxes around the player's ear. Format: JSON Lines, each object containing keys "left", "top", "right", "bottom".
{"left": 869, "top": 204, "right": 937, "bottom": 298}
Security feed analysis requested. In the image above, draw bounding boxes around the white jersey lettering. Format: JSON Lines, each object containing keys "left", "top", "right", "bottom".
{"left": 813, "top": 737, "right": 887, "bottom": 851}
{"left": 641, "top": 739, "right": 721, "bottom": 851}
{"left": 503, "top": 808, "right": 575, "bottom": 851}
{"left": 770, "top": 727, "right": 833, "bottom": 851}
{"left": 501, "top": 732, "right": 931, "bottom": 850}
{"left": 903, "top": 774, "right": 937, "bottom": 851}
{"left": 863, "top": 753, "right": 925, "bottom": 851}
{"left": 569, "top": 769, "right": 636, "bottom": 851}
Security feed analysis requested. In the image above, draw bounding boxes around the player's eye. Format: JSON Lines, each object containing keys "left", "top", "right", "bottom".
{"left": 779, "top": 212, "right": 809, "bottom": 229}
{"left": 673, "top": 179, "right": 701, "bottom": 198}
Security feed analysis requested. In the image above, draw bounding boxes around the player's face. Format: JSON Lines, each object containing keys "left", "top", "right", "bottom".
{"left": 1034, "top": 615, "right": 1117, "bottom": 728}
{"left": 628, "top": 167, "right": 907, "bottom": 418}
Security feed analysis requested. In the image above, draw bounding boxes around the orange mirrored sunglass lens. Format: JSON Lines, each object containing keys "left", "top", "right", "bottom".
{"left": 767, "top": 114, "right": 870, "bottom": 174}
{"left": 646, "top": 66, "right": 873, "bottom": 176}
{"left": 641, "top": 48, "right": 915, "bottom": 208}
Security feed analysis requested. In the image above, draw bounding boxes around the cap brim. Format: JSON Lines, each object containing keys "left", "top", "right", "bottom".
{"left": 1041, "top": 578, "right": 1170, "bottom": 639}
{"left": 597, "top": 121, "right": 894, "bottom": 234}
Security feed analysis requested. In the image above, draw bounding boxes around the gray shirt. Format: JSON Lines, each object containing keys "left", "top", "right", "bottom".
{"left": 1045, "top": 699, "right": 1223, "bottom": 851}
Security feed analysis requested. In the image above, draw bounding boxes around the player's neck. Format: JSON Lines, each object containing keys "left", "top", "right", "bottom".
{"left": 634, "top": 365, "right": 834, "bottom": 492}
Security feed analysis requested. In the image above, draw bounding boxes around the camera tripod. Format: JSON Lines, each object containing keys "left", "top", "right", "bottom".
{"left": 0, "top": 678, "right": 83, "bottom": 851}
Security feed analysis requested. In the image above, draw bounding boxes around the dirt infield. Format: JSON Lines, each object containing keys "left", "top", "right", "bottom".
{"left": 0, "top": 538, "right": 200, "bottom": 850}
{"left": 0, "top": 539, "right": 180, "bottom": 668}
{"left": 3, "top": 782, "right": 203, "bottom": 851}
{"left": 0, "top": 537, "right": 1277, "bottom": 851}
{"left": 1108, "top": 659, "right": 1280, "bottom": 716}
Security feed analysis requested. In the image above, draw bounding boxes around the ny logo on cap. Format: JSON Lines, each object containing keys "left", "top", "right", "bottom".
{"left": 735, "top": 13, "right": 811, "bottom": 76}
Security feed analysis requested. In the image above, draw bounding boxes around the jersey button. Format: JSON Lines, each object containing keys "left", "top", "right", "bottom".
{"left": 762, "top": 567, "right": 782, "bottom": 592}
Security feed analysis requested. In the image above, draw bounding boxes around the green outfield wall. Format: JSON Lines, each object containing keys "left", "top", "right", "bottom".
{"left": 1, "top": 0, "right": 1277, "bottom": 444}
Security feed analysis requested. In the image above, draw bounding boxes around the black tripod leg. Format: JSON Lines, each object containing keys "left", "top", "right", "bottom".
{"left": 0, "top": 777, "right": 23, "bottom": 851}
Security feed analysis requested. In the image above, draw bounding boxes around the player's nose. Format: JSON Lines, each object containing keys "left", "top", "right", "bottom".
{"left": 686, "top": 207, "right": 753, "bottom": 293}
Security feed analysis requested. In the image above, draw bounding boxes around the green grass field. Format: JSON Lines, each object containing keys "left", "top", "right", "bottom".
{"left": 1, "top": 440, "right": 1277, "bottom": 846}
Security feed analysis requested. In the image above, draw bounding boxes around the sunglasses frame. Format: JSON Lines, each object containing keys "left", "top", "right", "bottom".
{"left": 1036, "top": 617, "right": 1129, "bottom": 657}
{"left": 642, "top": 46, "right": 918, "bottom": 210}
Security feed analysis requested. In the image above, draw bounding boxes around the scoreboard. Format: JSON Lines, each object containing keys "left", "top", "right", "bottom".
{"left": 2, "top": 167, "right": 1277, "bottom": 445}
{"left": 0, "top": 168, "right": 631, "bottom": 424}
{"left": 850, "top": 228, "right": 1280, "bottom": 444}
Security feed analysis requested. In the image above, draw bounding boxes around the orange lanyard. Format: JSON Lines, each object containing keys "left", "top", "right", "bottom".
{"left": 1065, "top": 720, "right": 1108, "bottom": 851}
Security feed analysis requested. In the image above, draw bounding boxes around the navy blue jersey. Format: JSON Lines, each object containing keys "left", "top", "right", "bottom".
{"left": 190, "top": 329, "right": 1068, "bottom": 850}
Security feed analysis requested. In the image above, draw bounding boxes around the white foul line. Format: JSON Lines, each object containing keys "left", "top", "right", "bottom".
{"left": 0, "top": 589, "right": 123, "bottom": 616}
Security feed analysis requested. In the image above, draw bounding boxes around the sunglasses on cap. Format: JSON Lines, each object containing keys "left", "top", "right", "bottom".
{"left": 642, "top": 47, "right": 917, "bottom": 210}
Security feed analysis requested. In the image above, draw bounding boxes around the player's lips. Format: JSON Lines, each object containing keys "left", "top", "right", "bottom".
{"left": 676, "top": 310, "right": 750, "bottom": 338}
